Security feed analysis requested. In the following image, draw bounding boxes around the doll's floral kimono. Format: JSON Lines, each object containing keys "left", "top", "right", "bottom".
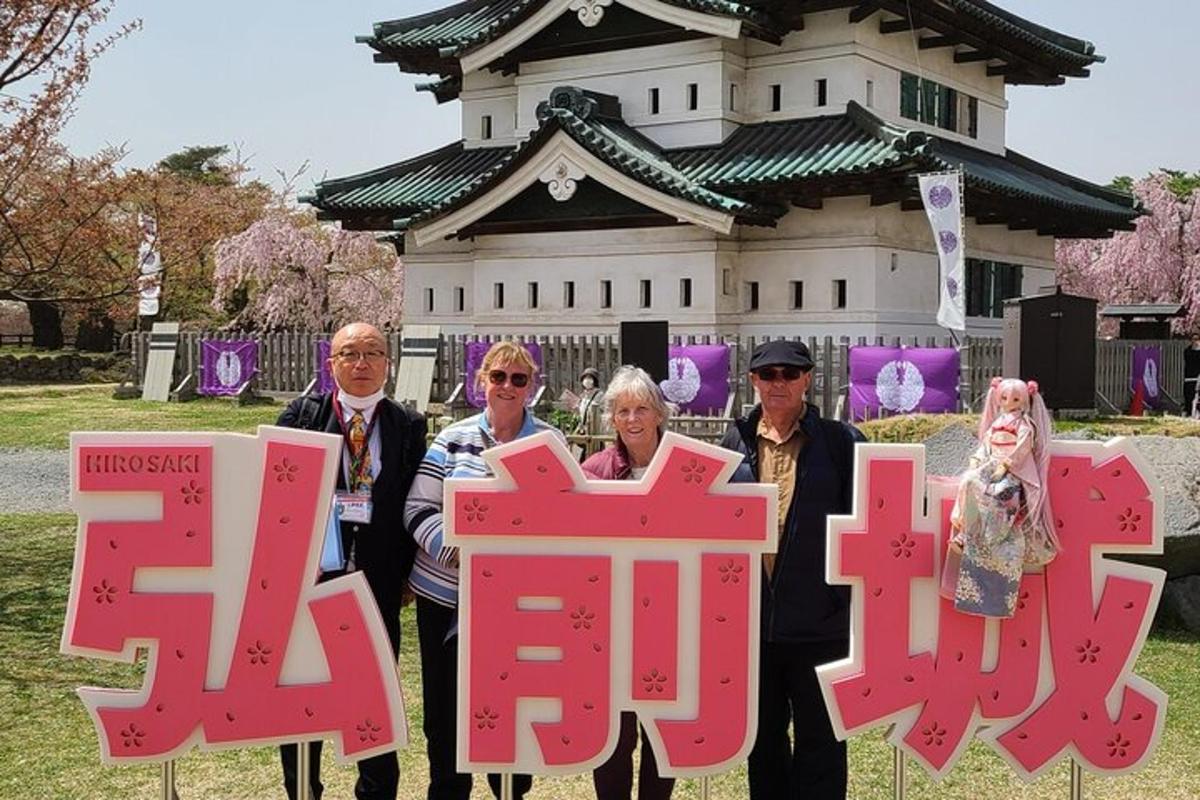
{"left": 947, "top": 409, "right": 1057, "bottom": 617}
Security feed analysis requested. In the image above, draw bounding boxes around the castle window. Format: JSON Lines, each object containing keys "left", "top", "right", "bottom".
{"left": 687, "top": 83, "right": 699, "bottom": 111}
{"left": 600, "top": 280, "right": 612, "bottom": 309}
{"left": 967, "top": 259, "right": 1023, "bottom": 318}
{"left": 902, "top": 72, "right": 970, "bottom": 135}
{"left": 649, "top": 87, "right": 660, "bottom": 115}
{"left": 454, "top": 286, "right": 465, "bottom": 313}
{"left": 563, "top": 281, "right": 575, "bottom": 309}
{"left": 640, "top": 279, "right": 652, "bottom": 308}
{"left": 815, "top": 78, "right": 828, "bottom": 107}
{"left": 481, "top": 114, "right": 493, "bottom": 140}
{"left": 680, "top": 278, "right": 692, "bottom": 308}
{"left": 528, "top": 281, "right": 539, "bottom": 309}
{"left": 745, "top": 281, "right": 760, "bottom": 311}
{"left": 790, "top": 280, "right": 804, "bottom": 310}
{"left": 424, "top": 287, "right": 434, "bottom": 313}
{"left": 493, "top": 282, "right": 504, "bottom": 309}
{"left": 833, "top": 279, "right": 847, "bottom": 309}
{"left": 770, "top": 84, "right": 782, "bottom": 112}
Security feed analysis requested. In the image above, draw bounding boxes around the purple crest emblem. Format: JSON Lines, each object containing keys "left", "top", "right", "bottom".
{"left": 927, "top": 185, "right": 954, "bottom": 209}
{"left": 946, "top": 277, "right": 959, "bottom": 298}
{"left": 938, "top": 230, "right": 959, "bottom": 254}
{"left": 848, "top": 346, "right": 960, "bottom": 421}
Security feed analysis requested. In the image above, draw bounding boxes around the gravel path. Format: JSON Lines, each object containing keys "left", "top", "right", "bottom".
{"left": 0, "top": 448, "right": 70, "bottom": 513}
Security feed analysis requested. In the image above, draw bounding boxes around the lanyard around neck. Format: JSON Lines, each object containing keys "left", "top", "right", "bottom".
{"left": 331, "top": 395, "right": 379, "bottom": 487}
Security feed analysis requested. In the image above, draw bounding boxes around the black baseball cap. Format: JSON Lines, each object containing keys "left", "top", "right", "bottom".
{"left": 748, "top": 340, "right": 814, "bottom": 372}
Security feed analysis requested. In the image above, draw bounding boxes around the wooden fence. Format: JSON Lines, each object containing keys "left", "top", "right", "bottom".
{"left": 128, "top": 330, "right": 1010, "bottom": 420}
{"left": 1095, "top": 338, "right": 1188, "bottom": 412}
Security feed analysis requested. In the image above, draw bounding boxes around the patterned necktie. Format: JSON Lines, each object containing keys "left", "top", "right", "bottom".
{"left": 348, "top": 411, "right": 373, "bottom": 493}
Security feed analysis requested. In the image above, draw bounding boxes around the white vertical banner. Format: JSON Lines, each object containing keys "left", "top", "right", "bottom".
{"left": 918, "top": 172, "right": 966, "bottom": 331}
{"left": 136, "top": 213, "right": 162, "bottom": 317}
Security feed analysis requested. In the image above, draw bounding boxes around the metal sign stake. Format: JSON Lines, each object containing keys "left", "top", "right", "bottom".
{"left": 160, "top": 759, "right": 176, "bottom": 800}
{"left": 1070, "top": 759, "right": 1084, "bottom": 800}
{"left": 892, "top": 745, "right": 907, "bottom": 800}
{"left": 700, "top": 775, "right": 712, "bottom": 800}
{"left": 500, "top": 773, "right": 514, "bottom": 800}
{"left": 297, "top": 743, "right": 312, "bottom": 800}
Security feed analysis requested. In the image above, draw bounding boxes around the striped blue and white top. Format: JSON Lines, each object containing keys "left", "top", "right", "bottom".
{"left": 405, "top": 411, "right": 564, "bottom": 608}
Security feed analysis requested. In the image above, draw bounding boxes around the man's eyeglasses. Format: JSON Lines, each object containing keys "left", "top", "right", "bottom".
{"left": 334, "top": 350, "right": 387, "bottom": 364}
{"left": 488, "top": 369, "right": 531, "bottom": 388}
{"left": 754, "top": 365, "right": 807, "bottom": 382}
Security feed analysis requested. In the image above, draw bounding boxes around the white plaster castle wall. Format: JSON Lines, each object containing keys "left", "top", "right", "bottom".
{"left": 515, "top": 38, "right": 738, "bottom": 148}
{"left": 462, "top": 70, "right": 520, "bottom": 148}
{"left": 458, "top": 8, "right": 1011, "bottom": 153}
{"left": 401, "top": 193, "right": 1056, "bottom": 339}
{"left": 742, "top": 9, "right": 1008, "bottom": 152}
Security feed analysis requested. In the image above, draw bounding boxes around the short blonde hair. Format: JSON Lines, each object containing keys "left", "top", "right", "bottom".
{"left": 476, "top": 341, "right": 539, "bottom": 389}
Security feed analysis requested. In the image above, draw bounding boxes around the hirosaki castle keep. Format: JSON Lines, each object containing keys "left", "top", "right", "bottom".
{"left": 304, "top": 0, "right": 1138, "bottom": 338}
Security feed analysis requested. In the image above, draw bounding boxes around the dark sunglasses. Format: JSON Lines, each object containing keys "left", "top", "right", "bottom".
{"left": 488, "top": 369, "right": 530, "bottom": 388}
{"left": 754, "top": 365, "right": 806, "bottom": 382}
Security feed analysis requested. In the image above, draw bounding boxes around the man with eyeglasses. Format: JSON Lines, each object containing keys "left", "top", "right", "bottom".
{"left": 720, "top": 340, "right": 864, "bottom": 800}
{"left": 276, "top": 322, "right": 428, "bottom": 800}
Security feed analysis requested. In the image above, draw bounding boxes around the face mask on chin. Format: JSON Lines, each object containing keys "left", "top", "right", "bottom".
{"left": 338, "top": 386, "right": 386, "bottom": 410}
{"left": 582, "top": 376, "right": 596, "bottom": 390}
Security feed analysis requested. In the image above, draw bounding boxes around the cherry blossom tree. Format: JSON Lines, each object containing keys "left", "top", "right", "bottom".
{"left": 212, "top": 210, "right": 404, "bottom": 331}
{"left": 0, "top": 142, "right": 134, "bottom": 346}
{"left": 0, "top": 2, "right": 139, "bottom": 345}
{"left": 1057, "top": 172, "right": 1200, "bottom": 334}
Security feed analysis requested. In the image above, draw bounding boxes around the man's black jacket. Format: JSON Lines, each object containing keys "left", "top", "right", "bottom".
{"left": 721, "top": 403, "right": 864, "bottom": 643}
{"left": 277, "top": 393, "right": 427, "bottom": 655}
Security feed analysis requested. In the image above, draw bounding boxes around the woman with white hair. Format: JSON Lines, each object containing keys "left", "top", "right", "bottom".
{"left": 581, "top": 365, "right": 675, "bottom": 800}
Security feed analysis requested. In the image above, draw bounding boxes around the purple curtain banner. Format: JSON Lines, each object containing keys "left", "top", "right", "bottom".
{"left": 660, "top": 344, "right": 730, "bottom": 416}
{"left": 316, "top": 340, "right": 335, "bottom": 395}
{"left": 465, "top": 341, "right": 543, "bottom": 409}
{"left": 1131, "top": 346, "right": 1162, "bottom": 410}
{"left": 200, "top": 340, "right": 258, "bottom": 396}
{"left": 848, "top": 346, "right": 960, "bottom": 421}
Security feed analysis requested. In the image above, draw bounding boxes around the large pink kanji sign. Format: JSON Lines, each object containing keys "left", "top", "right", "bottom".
{"left": 445, "top": 432, "right": 776, "bottom": 778}
{"left": 818, "top": 439, "right": 1168, "bottom": 780}
{"left": 61, "top": 427, "right": 407, "bottom": 764}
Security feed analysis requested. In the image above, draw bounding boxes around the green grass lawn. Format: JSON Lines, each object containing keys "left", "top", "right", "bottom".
{"left": 2, "top": 513, "right": 1198, "bottom": 799}
{"left": 0, "top": 386, "right": 283, "bottom": 449}
{"left": 859, "top": 412, "right": 1200, "bottom": 443}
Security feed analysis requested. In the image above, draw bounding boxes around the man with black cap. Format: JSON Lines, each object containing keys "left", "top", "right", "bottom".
{"left": 721, "top": 339, "right": 864, "bottom": 799}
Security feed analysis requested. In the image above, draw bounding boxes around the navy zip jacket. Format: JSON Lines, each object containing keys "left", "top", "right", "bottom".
{"left": 721, "top": 403, "right": 865, "bottom": 644}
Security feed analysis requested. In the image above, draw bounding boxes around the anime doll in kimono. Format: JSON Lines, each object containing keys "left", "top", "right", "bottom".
{"left": 944, "top": 377, "right": 1059, "bottom": 617}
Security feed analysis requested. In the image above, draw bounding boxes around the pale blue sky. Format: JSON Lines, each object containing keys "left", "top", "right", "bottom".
{"left": 60, "top": 1, "right": 1199, "bottom": 191}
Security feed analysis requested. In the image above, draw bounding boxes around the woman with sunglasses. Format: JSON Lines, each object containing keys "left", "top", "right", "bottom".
{"left": 405, "top": 341, "right": 563, "bottom": 800}
{"left": 580, "top": 365, "right": 677, "bottom": 800}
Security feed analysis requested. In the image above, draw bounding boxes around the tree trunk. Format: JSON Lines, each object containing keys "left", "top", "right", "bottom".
{"left": 26, "top": 299, "right": 64, "bottom": 349}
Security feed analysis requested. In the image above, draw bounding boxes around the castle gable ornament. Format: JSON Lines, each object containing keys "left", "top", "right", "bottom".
{"left": 569, "top": 0, "right": 613, "bottom": 27}
{"left": 539, "top": 157, "right": 587, "bottom": 202}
